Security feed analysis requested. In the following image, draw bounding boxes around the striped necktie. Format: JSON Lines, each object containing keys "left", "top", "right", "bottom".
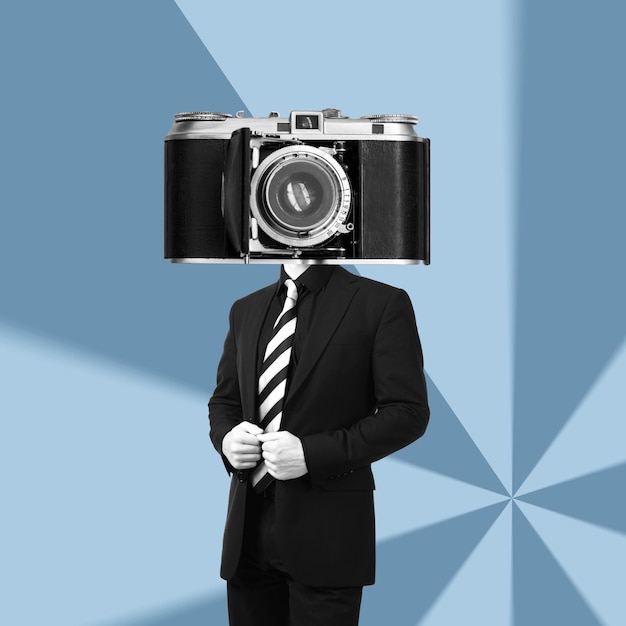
{"left": 252, "top": 278, "right": 299, "bottom": 492}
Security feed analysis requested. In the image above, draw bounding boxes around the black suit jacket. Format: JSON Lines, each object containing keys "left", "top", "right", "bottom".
{"left": 208, "top": 266, "right": 429, "bottom": 587}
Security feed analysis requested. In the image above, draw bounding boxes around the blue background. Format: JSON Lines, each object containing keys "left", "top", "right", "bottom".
{"left": 1, "top": 1, "right": 624, "bottom": 624}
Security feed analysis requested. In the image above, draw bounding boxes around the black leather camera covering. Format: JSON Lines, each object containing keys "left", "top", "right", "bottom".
{"left": 358, "top": 139, "right": 430, "bottom": 263}
{"left": 223, "top": 128, "right": 251, "bottom": 255}
{"left": 164, "top": 137, "right": 231, "bottom": 258}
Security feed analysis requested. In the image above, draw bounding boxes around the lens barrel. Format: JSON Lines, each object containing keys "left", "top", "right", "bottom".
{"left": 250, "top": 146, "right": 351, "bottom": 248}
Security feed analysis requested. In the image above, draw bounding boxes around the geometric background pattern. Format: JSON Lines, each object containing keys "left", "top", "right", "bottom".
{"left": 0, "top": 1, "right": 624, "bottom": 624}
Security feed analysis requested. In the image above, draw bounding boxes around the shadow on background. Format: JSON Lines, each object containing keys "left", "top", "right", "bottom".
{"left": 518, "top": 462, "right": 626, "bottom": 534}
{"left": 0, "top": 0, "right": 277, "bottom": 394}
{"left": 361, "top": 502, "right": 508, "bottom": 625}
{"left": 396, "top": 374, "right": 508, "bottom": 494}
{"left": 512, "top": 503, "right": 602, "bottom": 625}
{"left": 513, "top": 1, "right": 626, "bottom": 492}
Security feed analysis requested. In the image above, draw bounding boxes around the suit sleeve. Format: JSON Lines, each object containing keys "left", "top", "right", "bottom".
{"left": 208, "top": 303, "right": 245, "bottom": 474}
{"left": 301, "top": 288, "right": 429, "bottom": 486}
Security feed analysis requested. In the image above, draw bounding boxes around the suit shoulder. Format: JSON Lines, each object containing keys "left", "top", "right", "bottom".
{"left": 229, "top": 282, "right": 275, "bottom": 315}
{"left": 337, "top": 267, "right": 408, "bottom": 298}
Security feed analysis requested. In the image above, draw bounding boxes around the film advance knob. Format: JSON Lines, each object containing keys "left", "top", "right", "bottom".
{"left": 174, "top": 112, "right": 232, "bottom": 122}
{"left": 322, "top": 108, "right": 347, "bottom": 119}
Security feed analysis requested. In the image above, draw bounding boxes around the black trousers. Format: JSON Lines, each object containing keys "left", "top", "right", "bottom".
{"left": 227, "top": 484, "right": 363, "bottom": 626}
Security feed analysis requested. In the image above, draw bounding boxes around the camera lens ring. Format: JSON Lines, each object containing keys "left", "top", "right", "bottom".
{"left": 263, "top": 160, "right": 338, "bottom": 232}
{"left": 250, "top": 145, "right": 351, "bottom": 248}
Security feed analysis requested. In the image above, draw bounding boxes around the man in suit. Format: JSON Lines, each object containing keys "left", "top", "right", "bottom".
{"left": 209, "top": 263, "right": 429, "bottom": 626}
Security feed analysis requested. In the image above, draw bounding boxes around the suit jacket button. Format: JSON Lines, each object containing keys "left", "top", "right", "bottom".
{"left": 237, "top": 471, "right": 247, "bottom": 483}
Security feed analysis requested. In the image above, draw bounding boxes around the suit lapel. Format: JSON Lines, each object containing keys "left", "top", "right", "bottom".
{"left": 237, "top": 285, "right": 275, "bottom": 420}
{"left": 287, "top": 268, "right": 359, "bottom": 401}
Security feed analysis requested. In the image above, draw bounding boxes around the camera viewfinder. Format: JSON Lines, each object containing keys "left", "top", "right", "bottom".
{"left": 295, "top": 114, "right": 320, "bottom": 130}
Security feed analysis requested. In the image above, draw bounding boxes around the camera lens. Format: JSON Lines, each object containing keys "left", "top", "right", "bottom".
{"left": 265, "top": 160, "right": 337, "bottom": 231}
{"left": 250, "top": 146, "right": 351, "bottom": 248}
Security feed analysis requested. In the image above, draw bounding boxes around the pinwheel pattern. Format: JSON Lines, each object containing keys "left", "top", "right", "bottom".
{"left": 1, "top": 2, "right": 623, "bottom": 625}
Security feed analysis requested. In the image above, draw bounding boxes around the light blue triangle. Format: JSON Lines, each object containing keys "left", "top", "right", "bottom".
{"left": 112, "top": 593, "right": 227, "bottom": 626}
{"left": 517, "top": 502, "right": 626, "bottom": 626}
{"left": 518, "top": 338, "right": 626, "bottom": 496}
{"left": 518, "top": 463, "right": 626, "bottom": 535}
{"left": 420, "top": 503, "right": 513, "bottom": 626}
{"left": 512, "top": 503, "right": 603, "bottom": 626}
{"left": 0, "top": 323, "right": 227, "bottom": 626}
{"left": 362, "top": 502, "right": 508, "bottom": 626}
{"left": 394, "top": 373, "right": 508, "bottom": 495}
{"left": 374, "top": 457, "right": 509, "bottom": 542}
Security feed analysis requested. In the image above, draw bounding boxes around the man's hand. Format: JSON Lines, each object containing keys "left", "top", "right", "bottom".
{"left": 257, "top": 431, "right": 309, "bottom": 481}
{"left": 222, "top": 421, "right": 263, "bottom": 470}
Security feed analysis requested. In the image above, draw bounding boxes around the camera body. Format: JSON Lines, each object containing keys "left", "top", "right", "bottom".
{"left": 164, "top": 109, "right": 430, "bottom": 264}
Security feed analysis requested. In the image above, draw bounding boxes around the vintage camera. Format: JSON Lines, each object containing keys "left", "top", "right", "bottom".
{"left": 164, "top": 109, "right": 430, "bottom": 263}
